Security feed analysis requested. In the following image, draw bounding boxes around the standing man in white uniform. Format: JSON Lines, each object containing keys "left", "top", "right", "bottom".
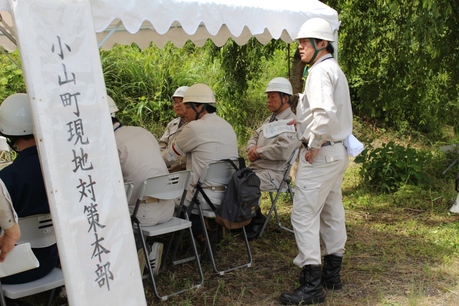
{"left": 159, "top": 86, "right": 189, "bottom": 172}
{"left": 280, "top": 18, "right": 353, "bottom": 305}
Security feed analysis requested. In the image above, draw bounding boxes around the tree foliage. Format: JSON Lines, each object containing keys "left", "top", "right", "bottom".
{"left": 209, "top": 38, "right": 289, "bottom": 142}
{"left": 328, "top": 0, "right": 459, "bottom": 136}
{"left": 1, "top": 0, "right": 458, "bottom": 141}
{"left": 100, "top": 42, "right": 220, "bottom": 132}
{"left": 0, "top": 51, "right": 25, "bottom": 102}
{"left": 98, "top": 39, "right": 288, "bottom": 141}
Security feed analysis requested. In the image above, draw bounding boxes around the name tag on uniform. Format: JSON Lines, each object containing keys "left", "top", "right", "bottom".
{"left": 263, "top": 120, "right": 296, "bottom": 139}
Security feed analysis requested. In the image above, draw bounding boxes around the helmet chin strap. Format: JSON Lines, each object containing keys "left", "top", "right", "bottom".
{"left": 5, "top": 136, "right": 20, "bottom": 152}
{"left": 305, "top": 38, "right": 327, "bottom": 65}
{"left": 189, "top": 103, "right": 208, "bottom": 120}
{"left": 272, "top": 93, "right": 287, "bottom": 114}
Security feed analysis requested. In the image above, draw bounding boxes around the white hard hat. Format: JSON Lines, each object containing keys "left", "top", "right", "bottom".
{"left": 171, "top": 86, "right": 189, "bottom": 99}
{"left": 0, "top": 93, "right": 34, "bottom": 136}
{"left": 182, "top": 83, "right": 216, "bottom": 104}
{"left": 107, "top": 95, "right": 119, "bottom": 116}
{"left": 265, "top": 77, "right": 293, "bottom": 96}
{"left": 296, "top": 17, "right": 335, "bottom": 42}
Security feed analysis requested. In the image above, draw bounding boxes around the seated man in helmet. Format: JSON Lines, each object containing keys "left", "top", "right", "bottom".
{"left": 167, "top": 83, "right": 238, "bottom": 208}
{"left": 159, "top": 86, "right": 189, "bottom": 172}
{"left": 108, "top": 95, "right": 173, "bottom": 275}
{"left": 246, "top": 77, "right": 300, "bottom": 240}
{"left": 0, "top": 93, "right": 59, "bottom": 284}
{"left": 166, "top": 83, "right": 238, "bottom": 253}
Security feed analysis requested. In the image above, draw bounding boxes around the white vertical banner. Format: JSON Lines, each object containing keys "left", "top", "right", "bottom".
{"left": 9, "top": 0, "right": 146, "bottom": 305}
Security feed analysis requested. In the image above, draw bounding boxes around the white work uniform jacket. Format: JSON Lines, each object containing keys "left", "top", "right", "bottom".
{"left": 159, "top": 117, "right": 187, "bottom": 171}
{"left": 114, "top": 123, "right": 174, "bottom": 226}
{"left": 169, "top": 112, "right": 238, "bottom": 209}
{"left": 247, "top": 107, "right": 299, "bottom": 190}
{"left": 296, "top": 54, "right": 353, "bottom": 148}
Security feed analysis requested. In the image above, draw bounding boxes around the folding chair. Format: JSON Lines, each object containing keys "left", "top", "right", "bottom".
{"left": 258, "top": 147, "right": 299, "bottom": 238}
{"left": 188, "top": 159, "right": 253, "bottom": 275}
{"left": 0, "top": 214, "right": 64, "bottom": 306}
{"left": 131, "top": 170, "right": 204, "bottom": 301}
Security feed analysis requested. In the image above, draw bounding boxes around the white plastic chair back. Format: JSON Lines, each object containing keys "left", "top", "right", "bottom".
{"left": 17, "top": 214, "right": 56, "bottom": 248}
{"left": 199, "top": 159, "right": 238, "bottom": 187}
{"left": 124, "top": 181, "right": 134, "bottom": 201}
{"left": 139, "top": 170, "right": 192, "bottom": 201}
{"left": 132, "top": 170, "right": 204, "bottom": 300}
{"left": 0, "top": 214, "right": 63, "bottom": 305}
{"left": 191, "top": 160, "right": 238, "bottom": 216}
{"left": 190, "top": 159, "right": 253, "bottom": 275}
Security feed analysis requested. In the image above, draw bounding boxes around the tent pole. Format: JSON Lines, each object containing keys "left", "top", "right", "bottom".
{"left": 0, "top": 13, "right": 17, "bottom": 45}
{"left": 98, "top": 20, "right": 122, "bottom": 48}
{"left": 287, "top": 43, "right": 291, "bottom": 79}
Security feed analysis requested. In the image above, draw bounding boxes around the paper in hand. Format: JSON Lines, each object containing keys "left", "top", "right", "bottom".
{"left": 344, "top": 134, "right": 364, "bottom": 157}
{"left": 0, "top": 242, "right": 39, "bottom": 277}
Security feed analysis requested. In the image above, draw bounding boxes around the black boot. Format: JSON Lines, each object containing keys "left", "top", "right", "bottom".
{"left": 322, "top": 254, "right": 343, "bottom": 290}
{"left": 246, "top": 208, "right": 266, "bottom": 240}
{"left": 279, "top": 265, "right": 326, "bottom": 305}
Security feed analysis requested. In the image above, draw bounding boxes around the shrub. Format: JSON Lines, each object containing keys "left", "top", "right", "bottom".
{"left": 354, "top": 141, "right": 431, "bottom": 193}
{"left": 0, "top": 51, "right": 26, "bottom": 101}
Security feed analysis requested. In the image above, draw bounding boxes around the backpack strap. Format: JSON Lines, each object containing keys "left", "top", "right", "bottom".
{"left": 187, "top": 181, "right": 218, "bottom": 213}
{"left": 237, "top": 157, "right": 246, "bottom": 169}
{"left": 221, "top": 157, "right": 246, "bottom": 171}
{"left": 196, "top": 182, "right": 218, "bottom": 212}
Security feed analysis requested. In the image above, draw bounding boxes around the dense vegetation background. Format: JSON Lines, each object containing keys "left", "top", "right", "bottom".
{"left": 0, "top": 1, "right": 458, "bottom": 146}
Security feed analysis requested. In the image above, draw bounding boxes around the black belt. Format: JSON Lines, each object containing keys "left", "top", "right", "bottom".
{"left": 322, "top": 140, "right": 343, "bottom": 147}
{"left": 303, "top": 140, "right": 343, "bottom": 149}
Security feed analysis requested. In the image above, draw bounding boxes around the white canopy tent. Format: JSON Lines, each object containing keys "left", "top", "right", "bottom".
{"left": 0, "top": 0, "right": 339, "bottom": 51}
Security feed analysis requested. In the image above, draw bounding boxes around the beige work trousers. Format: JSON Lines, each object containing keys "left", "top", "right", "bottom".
{"left": 291, "top": 143, "right": 349, "bottom": 267}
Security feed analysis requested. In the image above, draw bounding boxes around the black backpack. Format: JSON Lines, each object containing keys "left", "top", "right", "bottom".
{"left": 208, "top": 158, "right": 261, "bottom": 229}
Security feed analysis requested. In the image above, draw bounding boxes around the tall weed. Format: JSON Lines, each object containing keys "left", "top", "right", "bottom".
{"left": 0, "top": 50, "right": 25, "bottom": 101}
{"left": 355, "top": 141, "right": 431, "bottom": 193}
{"left": 100, "top": 40, "right": 290, "bottom": 145}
